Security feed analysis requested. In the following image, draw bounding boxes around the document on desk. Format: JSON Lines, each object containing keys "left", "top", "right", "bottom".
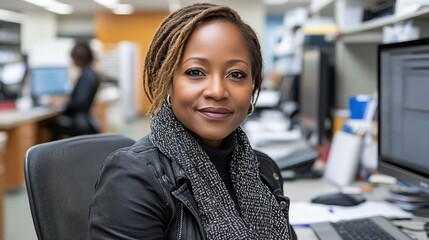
{"left": 289, "top": 201, "right": 413, "bottom": 225}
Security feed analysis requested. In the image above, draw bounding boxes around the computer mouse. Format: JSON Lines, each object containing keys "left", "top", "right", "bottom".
{"left": 311, "top": 192, "right": 366, "bottom": 206}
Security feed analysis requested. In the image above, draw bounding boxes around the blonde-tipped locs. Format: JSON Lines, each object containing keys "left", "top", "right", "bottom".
{"left": 143, "top": 3, "right": 263, "bottom": 114}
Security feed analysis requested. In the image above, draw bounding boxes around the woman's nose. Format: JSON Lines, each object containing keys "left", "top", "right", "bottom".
{"left": 203, "top": 74, "right": 229, "bottom": 100}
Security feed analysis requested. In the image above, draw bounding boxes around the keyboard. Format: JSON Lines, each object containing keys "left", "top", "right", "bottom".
{"left": 310, "top": 216, "right": 412, "bottom": 240}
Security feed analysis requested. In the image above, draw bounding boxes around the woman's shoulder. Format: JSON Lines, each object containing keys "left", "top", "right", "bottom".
{"left": 254, "top": 150, "right": 279, "bottom": 173}
{"left": 103, "top": 135, "right": 178, "bottom": 181}
{"left": 254, "top": 150, "right": 284, "bottom": 193}
{"left": 103, "top": 135, "right": 164, "bottom": 171}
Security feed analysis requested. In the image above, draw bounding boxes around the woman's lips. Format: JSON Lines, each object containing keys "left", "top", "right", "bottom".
{"left": 198, "top": 107, "right": 232, "bottom": 120}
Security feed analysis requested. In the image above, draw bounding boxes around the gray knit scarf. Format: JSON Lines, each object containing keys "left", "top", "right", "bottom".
{"left": 149, "top": 105, "right": 291, "bottom": 240}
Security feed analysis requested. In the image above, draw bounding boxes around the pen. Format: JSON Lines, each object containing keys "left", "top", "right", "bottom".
{"left": 292, "top": 224, "right": 310, "bottom": 228}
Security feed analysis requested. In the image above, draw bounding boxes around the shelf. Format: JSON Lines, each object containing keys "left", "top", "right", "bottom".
{"left": 341, "top": 7, "right": 429, "bottom": 35}
{"left": 327, "top": 32, "right": 383, "bottom": 43}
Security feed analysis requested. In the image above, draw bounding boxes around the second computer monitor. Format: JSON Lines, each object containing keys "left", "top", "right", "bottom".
{"left": 31, "top": 67, "right": 70, "bottom": 99}
{"left": 378, "top": 38, "right": 429, "bottom": 194}
{"left": 299, "top": 47, "right": 334, "bottom": 146}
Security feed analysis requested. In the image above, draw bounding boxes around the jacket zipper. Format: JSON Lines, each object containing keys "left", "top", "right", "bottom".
{"left": 177, "top": 202, "right": 184, "bottom": 240}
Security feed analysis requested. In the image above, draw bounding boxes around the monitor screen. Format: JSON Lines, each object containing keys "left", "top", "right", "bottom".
{"left": 299, "top": 47, "right": 333, "bottom": 146}
{"left": 31, "top": 67, "right": 70, "bottom": 97}
{"left": 0, "top": 61, "right": 27, "bottom": 100}
{"left": 378, "top": 38, "right": 429, "bottom": 193}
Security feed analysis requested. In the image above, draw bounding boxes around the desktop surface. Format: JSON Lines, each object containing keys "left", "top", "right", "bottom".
{"left": 0, "top": 106, "right": 61, "bottom": 129}
{"left": 284, "top": 178, "right": 428, "bottom": 240}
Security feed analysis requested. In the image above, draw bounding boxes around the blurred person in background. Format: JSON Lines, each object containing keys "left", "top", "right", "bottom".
{"left": 49, "top": 41, "right": 100, "bottom": 139}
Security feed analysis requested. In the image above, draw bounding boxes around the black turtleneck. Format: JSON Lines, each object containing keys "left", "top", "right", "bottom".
{"left": 193, "top": 133, "right": 241, "bottom": 215}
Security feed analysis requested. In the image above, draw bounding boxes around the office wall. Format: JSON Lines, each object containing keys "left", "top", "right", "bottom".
{"left": 212, "top": 0, "right": 265, "bottom": 44}
{"left": 335, "top": 42, "right": 377, "bottom": 108}
{"left": 95, "top": 11, "right": 168, "bottom": 114}
{"left": 21, "top": 11, "right": 57, "bottom": 54}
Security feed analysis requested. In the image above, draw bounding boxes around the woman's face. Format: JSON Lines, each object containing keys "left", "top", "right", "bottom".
{"left": 171, "top": 20, "right": 253, "bottom": 148}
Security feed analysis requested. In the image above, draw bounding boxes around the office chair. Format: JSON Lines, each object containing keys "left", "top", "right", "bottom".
{"left": 24, "top": 134, "right": 136, "bottom": 240}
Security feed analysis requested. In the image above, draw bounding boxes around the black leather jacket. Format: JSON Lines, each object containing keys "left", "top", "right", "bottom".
{"left": 88, "top": 135, "right": 296, "bottom": 239}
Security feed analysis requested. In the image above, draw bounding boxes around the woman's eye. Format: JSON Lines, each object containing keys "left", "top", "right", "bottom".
{"left": 228, "top": 71, "right": 247, "bottom": 79}
{"left": 186, "top": 69, "right": 205, "bottom": 77}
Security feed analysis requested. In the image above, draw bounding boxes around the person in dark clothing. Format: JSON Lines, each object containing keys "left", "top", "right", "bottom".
{"left": 50, "top": 41, "right": 100, "bottom": 139}
{"left": 88, "top": 3, "right": 296, "bottom": 240}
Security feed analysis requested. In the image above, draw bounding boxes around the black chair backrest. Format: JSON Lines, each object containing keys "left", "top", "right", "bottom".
{"left": 24, "top": 134, "right": 136, "bottom": 240}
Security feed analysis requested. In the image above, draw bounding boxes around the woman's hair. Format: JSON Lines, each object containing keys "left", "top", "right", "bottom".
{"left": 71, "top": 41, "right": 94, "bottom": 66}
{"left": 143, "top": 3, "right": 263, "bottom": 114}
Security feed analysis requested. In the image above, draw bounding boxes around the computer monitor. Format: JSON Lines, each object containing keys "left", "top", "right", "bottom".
{"left": 378, "top": 38, "right": 429, "bottom": 193}
{"left": 299, "top": 47, "right": 334, "bottom": 146}
{"left": 0, "top": 61, "right": 27, "bottom": 100}
{"left": 30, "top": 67, "right": 70, "bottom": 99}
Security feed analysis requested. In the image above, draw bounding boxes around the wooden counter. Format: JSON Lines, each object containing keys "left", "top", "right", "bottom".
{"left": 0, "top": 132, "right": 7, "bottom": 240}
{"left": 0, "top": 107, "right": 60, "bottom": 190}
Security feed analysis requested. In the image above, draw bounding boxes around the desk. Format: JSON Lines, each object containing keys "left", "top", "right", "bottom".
{"left": 283, "top": 178, "right": 428, "bottom": 240}
{"left": 0, "top": 107, "right": 60, "bottom": 190}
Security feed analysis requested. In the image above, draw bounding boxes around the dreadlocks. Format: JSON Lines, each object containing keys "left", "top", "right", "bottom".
{"left": 143, "top": 3, "right": 263, "bottom": 114}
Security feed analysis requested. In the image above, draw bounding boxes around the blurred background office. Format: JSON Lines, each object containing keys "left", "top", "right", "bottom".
{"left": 0, "top": 0, "right": 428, "bottom": 239}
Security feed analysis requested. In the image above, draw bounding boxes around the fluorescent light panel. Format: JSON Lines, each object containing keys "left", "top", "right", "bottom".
{"left": 45, "top": 2, "right": 73, "bottom": 14}
{"left": 23, "top": 0, "right": 73, "bottom": 14}
{"left": 0, "top": 8, "right": 24, "bottom": 23}
{"left": 23, "top": 0, "right": 55, "bottom": 7}
{"left": 93, "top": 0, "right": 119, "bottom": 8}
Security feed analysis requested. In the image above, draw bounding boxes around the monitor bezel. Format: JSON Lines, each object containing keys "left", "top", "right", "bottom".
{"left": 377, "top": 38, "right": 429, "bottom": 193}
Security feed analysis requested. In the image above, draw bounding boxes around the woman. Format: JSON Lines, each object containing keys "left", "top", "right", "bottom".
{"left": 50, "top": 41, "right": 100, "bottom": 139}
{"left": 88, "top": 3, "right": 294, "bottom": 239}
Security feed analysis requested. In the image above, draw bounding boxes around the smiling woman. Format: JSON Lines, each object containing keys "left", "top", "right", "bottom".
{"left": 171, "top": 19, "right": 253, "bottom": 148}
{"left": 88, "top": 3, "right": 295, "bottom": 240}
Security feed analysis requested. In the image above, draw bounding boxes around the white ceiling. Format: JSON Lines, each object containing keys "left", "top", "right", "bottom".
{"left": 0, "top": 0, "right": 310, "bottom": 16}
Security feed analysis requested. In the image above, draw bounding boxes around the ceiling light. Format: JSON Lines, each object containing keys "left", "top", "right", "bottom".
{"left": 23, "top": 0, "right": 55, "bottom": 7}
{"left": 0, "top": 8, "right": 24, "bottom": 23}
{"left": 93, "top": 0, "right": 119, "bottom": 8}
{"left": 45, "top": 2, "right": 73, "bottom": 14}
{"left": 112, "top": 4, "right": 134, "bottom": 15}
